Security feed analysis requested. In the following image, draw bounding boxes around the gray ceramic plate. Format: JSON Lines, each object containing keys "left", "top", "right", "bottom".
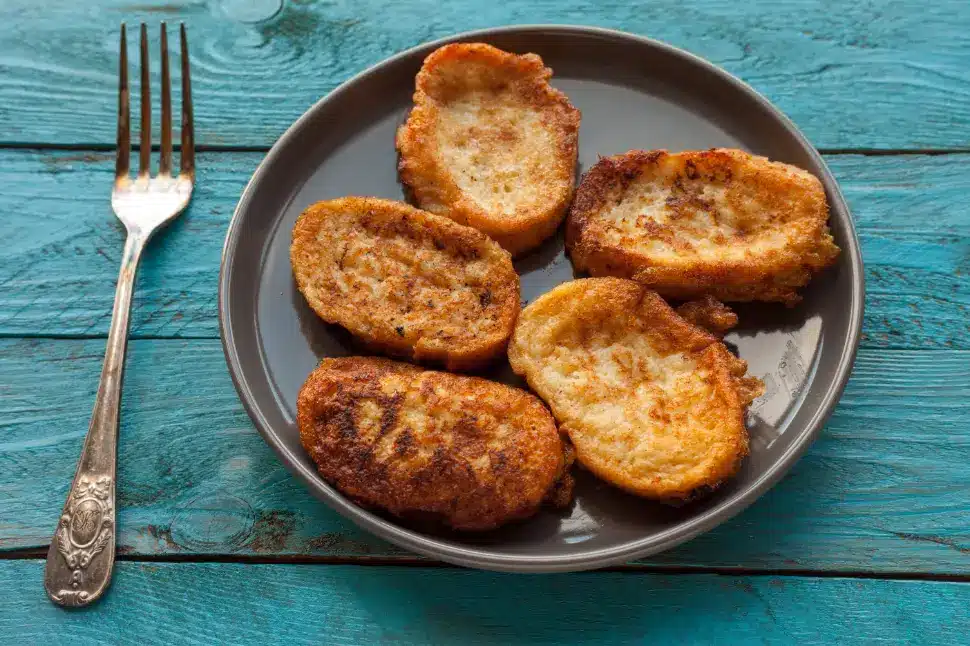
{"left": 219, "top": 25, "right": 864, "bottom": 572}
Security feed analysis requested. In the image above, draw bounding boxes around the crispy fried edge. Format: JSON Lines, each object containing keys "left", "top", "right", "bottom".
{"left": 396, "top": 43, "right": 581, "bottom": 257}
{"left": 290, "top": 197, "right": 520, "bottom": 371}
{"left": 508, "top": 277, "right": 764, "bottom": 501}
{"left": 675, "top": 296, "right": 739, "bottom": 338}
{"left": 566, "top": 149, "right": 841, "bottom": 305}
{"left": 297, "top": 356, "right": 571, "bottom": 530}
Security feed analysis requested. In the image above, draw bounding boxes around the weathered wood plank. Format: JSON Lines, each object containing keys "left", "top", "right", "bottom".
{"left": 3, "top": 561, "right": 969, "bottom": 644}
{"left": 0, "top": 150, "right": 253, "bottom": 338}
{"left": 1, "top": 0, "right": 969, "bottom": 149}
{"left": 2, "top": 337, "right": 968, "bottom": 573}
{"left": 1, "top": 151, "right": 968, "bottom": 347}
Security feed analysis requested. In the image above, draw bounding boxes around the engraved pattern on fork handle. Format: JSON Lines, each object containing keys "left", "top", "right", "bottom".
{"left": 44, "top": 233, "right": 146, "bottom": 607}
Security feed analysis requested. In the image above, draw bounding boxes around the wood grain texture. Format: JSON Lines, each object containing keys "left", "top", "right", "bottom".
{"left": 0, "top": 150, "right": 255, "bottom": 338}
{"left": 2, "top": 151, "right": 968, "bottom": 347}
{"left": 3, "top": 560, "right": 970, "bottom": 644}
{"left": 1, "top": 0, "right": 969, "bottom": 149}
{"left": 2, "top": 337, "right": 968, "bottom": 573}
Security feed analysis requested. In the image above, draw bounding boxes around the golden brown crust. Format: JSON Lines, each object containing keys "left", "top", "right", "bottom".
{"left": 566, "top": 149, "right": 841, "bottom": 305}
{"left": 396, "top": 43, "right": 581, "bottom": 257}
{"left": 508, "top": 278, "right": 764, "bottom": 501}
{"left": 544, "top": 440, "right": 576, "bottom": 509}
{"left": 675, "top": 296, "right": 738, "bottom": 338}
{"left": 290, "top": 197, "right": 519, "bottom": 371}
{"left": 297, "top": 357, "right": 570, "bottom": 531}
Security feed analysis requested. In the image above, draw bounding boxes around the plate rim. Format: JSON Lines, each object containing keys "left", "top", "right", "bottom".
{"left": 218, "top": 24, "right": 865, "bottom": 572}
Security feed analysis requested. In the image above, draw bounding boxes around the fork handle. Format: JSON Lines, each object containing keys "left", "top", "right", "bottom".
{"left": 44, "top": 231, "right": 147, "bottom": 607}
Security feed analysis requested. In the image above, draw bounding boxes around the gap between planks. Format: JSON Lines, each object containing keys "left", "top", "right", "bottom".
{"left": 4, "top": 550, "right": 970, "bottom": 583}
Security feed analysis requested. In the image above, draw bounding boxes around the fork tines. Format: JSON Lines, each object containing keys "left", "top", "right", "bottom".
{"left": 116, "top": 22, "right": 194, "bottom": 183}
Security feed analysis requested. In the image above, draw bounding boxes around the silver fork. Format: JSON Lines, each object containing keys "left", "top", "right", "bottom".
{"left": 44, "top": 22, "right": 194, "bottom": 608}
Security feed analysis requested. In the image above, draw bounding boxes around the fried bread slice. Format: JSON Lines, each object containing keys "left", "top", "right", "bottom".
{"left": 297, "top": 357, "right": 572, "bottom": 531}
{"left": 291, "top": 197, "right": 519, "bottom": 371}
{"left": 567, "top": 149, "right": 840, "bottom": 305}
{"left": 508, "top": 278, "right": 764, "bottom": 501}
{"left": 396, "top": 43, "right": 581, "bottom": 257}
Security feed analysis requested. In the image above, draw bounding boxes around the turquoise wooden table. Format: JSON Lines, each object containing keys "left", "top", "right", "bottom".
{"left": 2, "top": 0, "right": 969, "bottom": 642}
